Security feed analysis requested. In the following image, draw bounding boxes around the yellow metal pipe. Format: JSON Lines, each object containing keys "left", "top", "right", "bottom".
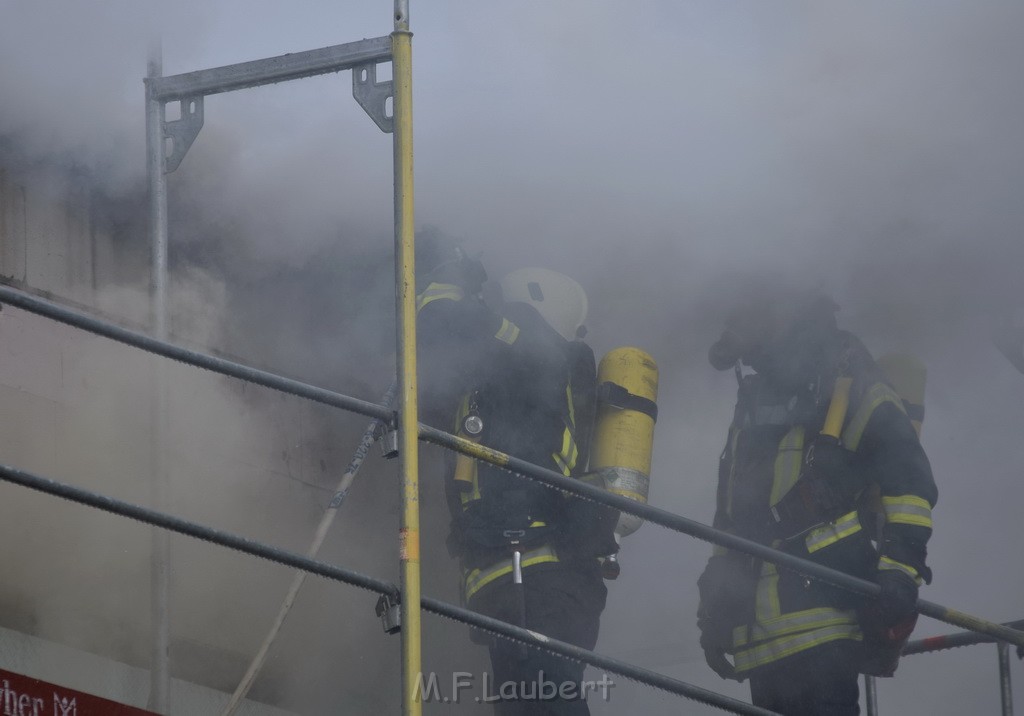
{"left": 391, "top": 23, "right": 422, "bottom": 716}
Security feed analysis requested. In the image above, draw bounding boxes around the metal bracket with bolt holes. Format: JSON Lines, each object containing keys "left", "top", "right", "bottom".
{"left": 163, "top": 96, "right": 204, "bottom": 173}
{"left": 352, "top": 62, "right": 394, "bottom": 133}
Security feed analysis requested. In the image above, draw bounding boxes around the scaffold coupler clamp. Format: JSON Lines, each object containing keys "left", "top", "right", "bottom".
{"left": 377, "top": 412, "right": 400, "bottom": 460}
{"left": 375, "top": 592, "right": 401, "bottom": 635}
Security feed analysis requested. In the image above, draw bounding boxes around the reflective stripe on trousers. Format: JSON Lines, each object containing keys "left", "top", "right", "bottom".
{"left": 464, "top": 544, "right": 559, "bottom": 601}
{"left": 732, "top": 560, "right": 861, "bottom": 672}
{"left": 733, "top": 620, "right": 862, "bottom": 672}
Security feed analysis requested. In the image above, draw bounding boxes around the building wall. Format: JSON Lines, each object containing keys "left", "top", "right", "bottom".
{"left": 0, "top": 626, "right": 295, "bottom": 716}
{"left": 0, "top": 159, "right": 483, "bottom": 715}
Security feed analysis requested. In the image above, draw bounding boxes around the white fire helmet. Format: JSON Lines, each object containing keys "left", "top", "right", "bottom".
{"left": 500, "top": 268, "right": 588, "bottom": 341}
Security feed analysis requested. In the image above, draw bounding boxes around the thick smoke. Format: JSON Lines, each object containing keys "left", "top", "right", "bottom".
{"left": 1, "top": 1, "right": 1024, "bottom": 714}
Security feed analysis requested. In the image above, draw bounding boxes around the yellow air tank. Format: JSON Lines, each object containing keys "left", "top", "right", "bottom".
{"left": 590, "top": 347, "right": 659, "bottom": 547}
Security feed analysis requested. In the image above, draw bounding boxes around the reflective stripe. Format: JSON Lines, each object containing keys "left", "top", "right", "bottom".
{"left": 464, "top": 545, "right": 559, "bottom": 600}
{"left": 841, "top": 382, "right": 904, "bottom": 451}
{"left": 769, "top": 427, "right": 805, "bottom": 506}
{"left": 881, "top": 495, "right": 933, "bottom": 528}
{"left": 805, "top": 510, "right": 862, "bottom": 554}
{"left": 551, "top": 385, "right": 579, "bottom": 476}
{"left": 879, "top": 555, "right": 921, "bottom": 583}
{"left": 733, "top": 621, "right": 861, "bottom": 672}
{"left": 735, "top": 606, "right": 859, "bottom": 647}
{"left": 494, "top": 318, "right": 520, "bottom": 345}
{"left": 754, "top": 562, "right": 781, "bottom": 621}
{"left": 416, "top": 282, "right": 464, "bottom": 313}
{"left": 551, "top": 426, "right": 579, "bottom": 477}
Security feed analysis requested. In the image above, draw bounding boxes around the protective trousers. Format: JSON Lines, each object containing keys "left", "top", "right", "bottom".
{"left": 468, "top": 562, "right": 607, "bottom": 715}
{"left": 748, "top": 640, "right": 861, "bottom": 716}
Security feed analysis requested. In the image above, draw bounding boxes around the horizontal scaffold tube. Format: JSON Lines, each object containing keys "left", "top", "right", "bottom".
{"left": 0, "top": 462, "right": 776, "bottom": 716}
{"left": 0, "top": 284, "right": 391, "bottom": 423}
{"left": 1, "top": 283, "right": 1021, "bottom": 649}
{"left": 904, "top": 619, "right": 1024, "bottom": 656}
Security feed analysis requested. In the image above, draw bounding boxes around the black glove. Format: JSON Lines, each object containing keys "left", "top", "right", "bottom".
{"left": 697, "top": 605, "right": 744, "bottom": 682}
{"left": 696, "top": 555, "right": 755, "bottom": 682}
{"left": 876, "top": 569, "right": 919, "bottom": 626}
{"left": 703, "top": 645, "right": 740, "bottom": 681}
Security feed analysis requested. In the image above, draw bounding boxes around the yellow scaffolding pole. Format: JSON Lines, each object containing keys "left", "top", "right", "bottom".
{"left": 392, "top": 2, "right": 422, "bottom": 715}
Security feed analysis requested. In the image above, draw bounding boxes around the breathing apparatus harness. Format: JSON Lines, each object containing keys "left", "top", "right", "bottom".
{"left": 724, "top": 330, "right": 865, "bottom": 544}
{"left": 765, "top": 342, "right": 866, "bottom": 541}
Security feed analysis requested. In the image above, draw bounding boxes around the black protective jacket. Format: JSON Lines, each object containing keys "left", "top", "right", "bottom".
{"left": 698, "top": 331, "right": 937, "bottom": 673}
{"left": 417, "top": 279, "right": 617, "bottom": 600}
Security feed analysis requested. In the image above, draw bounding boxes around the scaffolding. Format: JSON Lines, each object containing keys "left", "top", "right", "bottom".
{"left": 863, "top": 620, "right": 1024, "bottom": 715}
{"left": 143, "top": 3, "right": 415, "bottom": 712}
{"left": 1, "top": 280, "right": 1023, "bottom": 715}
{"left": 0, "top": 2, "right": 1016, "bottom": 715}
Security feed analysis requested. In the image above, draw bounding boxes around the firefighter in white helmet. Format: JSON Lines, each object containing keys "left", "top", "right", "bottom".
{"left": 417, "top": 252, "right": 617, "bottom": 715}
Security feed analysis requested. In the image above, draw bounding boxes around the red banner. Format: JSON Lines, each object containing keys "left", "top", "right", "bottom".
{"left": 0, "top": 668, "right": 157, "bottom": 716}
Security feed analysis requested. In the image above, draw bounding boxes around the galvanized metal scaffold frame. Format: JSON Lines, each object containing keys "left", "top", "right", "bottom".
{"left": 3, "top": 272, "right": 1022, "bottom": 716}
{"left": 143, "top": 4, "right": 421, "bottom": 713}
{"left": 0, "top": 1, "right": 983, "bottom": 713}
{"left": 864, "top": 619, "right": 1023, "bottom": 716}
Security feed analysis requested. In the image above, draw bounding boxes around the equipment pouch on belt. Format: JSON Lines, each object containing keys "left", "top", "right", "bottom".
{"left": 769, "top": 434, "right": 866, "bottom": 538}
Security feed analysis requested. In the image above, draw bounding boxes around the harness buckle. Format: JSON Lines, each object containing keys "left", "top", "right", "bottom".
{"left": 502, "top": 529, "right": 526, "bottom": 544}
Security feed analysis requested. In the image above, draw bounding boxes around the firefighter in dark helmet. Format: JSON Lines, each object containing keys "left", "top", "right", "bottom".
{"left": 696, "top": 284, "right": 937, "bottom": 716}
{"left": 416, "top": 233, "right": 617, "bottom": 715}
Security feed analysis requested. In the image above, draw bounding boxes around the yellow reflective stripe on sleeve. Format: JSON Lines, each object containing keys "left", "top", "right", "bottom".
{"left": 878, "top": 555, "right": 921, "bottom": 583}
{"left": 463, "top": 545, "right": 559, "bottom": 600}
{"left": 733, "top": 622, "right": 862, "bottom": 672}
{"left": 416, "top": 282, "right": 464, "bottom": 313}
{"left": 805, "top": 510, "right": 862, "bottom": 554}
{"left": 841, "top": 382, "right": 905, "bottom": 452}
{"left": 494, "top": 318, "right": 521, "bottom": 345}
{"left": 881, "top": 495, "right": 933, "bottom": 528}
{"left": 769, "top": 427, "right": 805, "bottom": 507}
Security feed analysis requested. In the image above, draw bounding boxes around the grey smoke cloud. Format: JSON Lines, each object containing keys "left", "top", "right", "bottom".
{"left": 2, "top": 1, "right": 1024, "bottom": 713}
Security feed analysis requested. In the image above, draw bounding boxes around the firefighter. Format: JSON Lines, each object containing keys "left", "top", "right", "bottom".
{"left": 416, "top": 238, "right": 617, "bottom": 715}
{"left": 696, "top": 286, "right": 937, "bottom": 716}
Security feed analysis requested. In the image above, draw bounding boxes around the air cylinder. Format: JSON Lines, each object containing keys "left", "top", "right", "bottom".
{"left": 590, "top": 346, "right": 659, "bottom": 540}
